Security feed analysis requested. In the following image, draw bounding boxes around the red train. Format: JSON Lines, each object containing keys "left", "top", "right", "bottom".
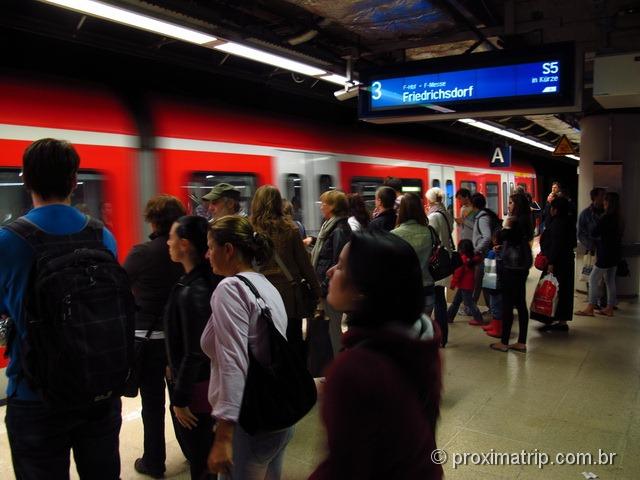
{"left": 0, "top": 76, "right": 538, "bottom": 262}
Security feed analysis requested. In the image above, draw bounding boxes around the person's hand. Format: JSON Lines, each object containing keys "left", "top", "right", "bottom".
{"left": 303, "top": 236, "right": 313, "bottom": 247}
{"left": 493, "top": 245, "right": 502, "bottom": 252}
{"left": 208, "top": 435, "right": 234, "bottom": 475}
{"left": 173, "top": 406, "right": 198, "bottom": 430}
{"left": 547, "top": 264, "right": 554, "bottom": 274}
{"left": 454, "top": 217, "right": 463, "bottom": 225}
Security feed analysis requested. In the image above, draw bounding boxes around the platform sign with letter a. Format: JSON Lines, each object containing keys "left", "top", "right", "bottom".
{"left": 490, "top": 144, "right": 512, "bottom": 168}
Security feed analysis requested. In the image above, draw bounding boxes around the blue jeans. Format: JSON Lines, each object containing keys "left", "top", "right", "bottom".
{"left": 6, "top": 398, "right": 122, "bottom": 480}
{"left": 220, "top": 425, "right": 294, "bottom": 480}
{"left": 488, "top": 290, "right": 502, "bottom": 320}
{"left": 448, "top": 289, "right": 482, "bottom": 321}
{"left": 589, "top": 265, "right": 617, "bottom": 306}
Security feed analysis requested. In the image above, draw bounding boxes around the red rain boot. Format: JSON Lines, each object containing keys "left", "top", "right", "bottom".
{"left": 483, "top": 318, "right": 499, "bottom": 332}
{"left": 485, "top": 319, "right": 502, "bottom": 338}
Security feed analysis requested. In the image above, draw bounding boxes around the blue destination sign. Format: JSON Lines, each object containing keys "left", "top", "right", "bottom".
{"left": 370, "top": 61, "right": 561, "bottom": 111}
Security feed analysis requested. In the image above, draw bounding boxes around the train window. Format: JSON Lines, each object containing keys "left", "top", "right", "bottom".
{"left": 502, "top": 182, "right": 508, "bottom": 214}
{"left": 0, "top": 168, "right": 105, "bottom": 226}
{"left": 432, "top": 179, "right": 441, "bottom": 188}
{"left": 486, "top": 182, "right": 499, "bottom": 213}
{"left": 517, "top": 183, "right": 527, "bottom": 192}
{"left": 318, "top": 174, "right": 334, "bottom": 196}
{"left": 460, "top": 181, "right": 477, "bottom": 194}
{"left": 186, "top": 172, "right": 257, "bottom": 219}
{"left": 351, "top": 176, "right": 383, "bottom": 212}
{"left": 445, "top": 180, "right": 454, "bottom": 217}
{"left": 285, "top": 173, "right": 304, "bottom": 223}
{"left": 401, "top": 178, "right": 423, "bottom": 197}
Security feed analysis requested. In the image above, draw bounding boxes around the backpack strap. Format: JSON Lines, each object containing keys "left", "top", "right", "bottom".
{"left": 433, "top": 211, "right": 455, "bottom": 251}
{"left": 3, "top": 217, "right": 41, "bottom": 250}
{"left": 4, "top": 215, "right": 104, "bottom": 252}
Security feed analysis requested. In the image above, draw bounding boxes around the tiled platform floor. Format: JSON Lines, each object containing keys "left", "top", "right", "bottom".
{"left": 1, "top": 276, "right": 639, "bottom": 479}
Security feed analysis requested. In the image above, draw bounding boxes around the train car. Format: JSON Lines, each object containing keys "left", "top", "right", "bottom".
{"left": 0, "top": 76, "right": 539, "bottom": 245}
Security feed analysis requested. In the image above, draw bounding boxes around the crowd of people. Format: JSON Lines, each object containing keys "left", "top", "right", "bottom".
{"left": 0, "top": 139, "right": 627, "bottom": 480}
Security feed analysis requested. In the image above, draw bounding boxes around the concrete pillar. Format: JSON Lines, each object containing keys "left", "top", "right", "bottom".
{"left": 579, "top": 113, "right": 640, "bottom": 298}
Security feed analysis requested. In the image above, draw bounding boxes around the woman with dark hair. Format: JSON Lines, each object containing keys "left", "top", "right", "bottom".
{"left": 201, "top": 216, "right": 293, "bottom": 479}
{"left": 310, "top": 231, "right": 442, "bottom": 480}
{"left": 490, "top": 193, "right": 534, "bottom": 353}
{"left": 165, "top": 216, "right": 222, "bottom": 480}
{"left": 391, "top": 193, "right": 435, "bottom": 317}
{"left": 576, "top": 192, "right": 623, "bottom": 318}
{"left": 124, "top": 194, "right": 186, "bottom": 478}
{"left": 347, "top": 193, "right": 370, "bottom": 231}
{"left": 534, "top": 196, "right": 577, "bottom": 331}
{"left": 251, "top": 185, "right": 321, "bottom": 361}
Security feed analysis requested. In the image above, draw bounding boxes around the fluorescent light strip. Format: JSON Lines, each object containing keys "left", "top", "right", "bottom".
{"left": 215, "top": 42, "right": 326, "bottom": 77}
{"left": 40, "top": 1, "right": 360, "bottom": 86}
{"left": 321, "top": 74, "right": 360, "bottom": 86}
{"left": 458, "top": 118, "right": 580, "bottom": 160}
{"left": 39, "top": 0, "right": 217, "bottom": 45}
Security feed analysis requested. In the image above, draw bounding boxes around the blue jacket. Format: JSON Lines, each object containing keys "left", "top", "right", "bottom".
{"left": 0, "top": 205, "right": 117, "bottom": 400}
{"left": 577, "top": 204, "right": 602, "bottom": 253}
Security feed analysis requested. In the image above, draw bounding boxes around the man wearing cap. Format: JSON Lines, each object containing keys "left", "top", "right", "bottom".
{"left": 203, "top": 183, "right": 242, "bottom": 221}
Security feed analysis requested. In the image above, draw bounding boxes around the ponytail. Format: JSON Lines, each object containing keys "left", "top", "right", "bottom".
{"left": 209, "top": 215, "right": 273, "bottom": 266}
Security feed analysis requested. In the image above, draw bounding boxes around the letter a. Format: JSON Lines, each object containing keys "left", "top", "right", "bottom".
{"left": 492, "top": 147, "right": 505, "bottom": 164}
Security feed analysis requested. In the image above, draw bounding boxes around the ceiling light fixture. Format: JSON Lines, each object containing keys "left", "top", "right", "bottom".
{"left": 213, "top": 42, "right": 326, "bottom": 77}
{"left": 458, "top": 118, "right": 580, "bottom": 160}
{"left": 39, "top": 0, "right": 217, "bottom": 45}
{"left": 39, "top": 1, "right": 361, "bottom": 87}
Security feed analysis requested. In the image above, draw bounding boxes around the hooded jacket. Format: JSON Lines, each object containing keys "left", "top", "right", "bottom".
{"left": 310, "top": 317, "right": 443, "bottom": 480}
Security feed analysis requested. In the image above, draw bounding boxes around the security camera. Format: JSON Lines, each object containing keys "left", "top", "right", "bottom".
{"left": 334, "top": 84, "right": 359, "bottom": 101}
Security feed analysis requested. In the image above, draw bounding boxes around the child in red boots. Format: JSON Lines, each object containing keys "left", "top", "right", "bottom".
{"left": 447, "top": 239, "right": 484, "bottom": 325}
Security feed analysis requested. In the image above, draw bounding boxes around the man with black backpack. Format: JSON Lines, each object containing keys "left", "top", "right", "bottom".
{"left": 0, "top": 139, "right": 134, "bottom": 479}
{"left": 470, "top": 193, "right": 502, "bottom": 317}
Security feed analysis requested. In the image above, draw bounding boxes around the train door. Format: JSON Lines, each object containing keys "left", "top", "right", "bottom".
{"left": 443, "top": 166, "right": 455, "bottom": 218}
{"left": 484, "top": 174, "right": 501, "bottom": 217}
{"left": 306, "top": 153, "right": 339, "bottom": 235}
{"left": 276, "top": 150, "right": 309, "bottom": 233}
{"left": 429, "top": 164, "right": 455, "bottom": 217}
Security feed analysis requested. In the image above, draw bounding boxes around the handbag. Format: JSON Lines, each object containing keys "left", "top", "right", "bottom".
{"left": 617, "top": 259, "right": 630, "bottom": 277}
{"left": 435, "top": 211, "right": 462, "bottom": 270}
{"left": 273, "top": 252, "right": 318, "bottom": 318}
{"left": 580, "top": 253, "right": 594, "bottom": 282}
{"left": 122, "top": 314, "right": 162, "bottom": 398}
{"left": 534, "top": 253, "right": 549, "bottom": 271}
{"left": 235, "top": 275, "right": 317, "bottom": 435}
{"left": 428, "top": 225, "right": 453, "bottom": 281}
{"left": 530, "top": 273, "right": 559, "bottom": 321}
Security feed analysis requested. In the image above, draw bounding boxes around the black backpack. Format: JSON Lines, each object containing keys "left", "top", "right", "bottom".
{"left": 5, "top": 217, "right": 135, "bottom": 409}
{"left": 234, "top": 274, "right": 317, "bottom": 435}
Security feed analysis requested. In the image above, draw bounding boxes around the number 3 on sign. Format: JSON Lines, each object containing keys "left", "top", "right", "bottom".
{"left": 371, "top": 81, "right": 382, "bottom": 100}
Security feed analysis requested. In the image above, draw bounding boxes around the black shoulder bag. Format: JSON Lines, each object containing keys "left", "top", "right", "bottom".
{"left": 235, "top": 275, "right": 317, "bottom": 435}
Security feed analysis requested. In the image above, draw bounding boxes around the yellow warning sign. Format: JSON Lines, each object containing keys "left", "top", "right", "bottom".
{"left": 553, "top": 135, "right": 577, "bottom": 156}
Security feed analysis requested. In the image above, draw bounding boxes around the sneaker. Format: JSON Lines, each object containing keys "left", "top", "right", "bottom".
{"left": 134, "top": 458, "right": 165, "bottom": 479}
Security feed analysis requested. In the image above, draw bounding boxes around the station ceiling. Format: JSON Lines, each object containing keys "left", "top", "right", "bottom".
{"left": 3, "top": 0, "right": 640, "bottom": 160}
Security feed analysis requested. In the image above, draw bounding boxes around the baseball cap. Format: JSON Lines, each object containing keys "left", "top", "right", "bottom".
{"left": 202, "top": 183, "right": 240, "bottom": 201}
